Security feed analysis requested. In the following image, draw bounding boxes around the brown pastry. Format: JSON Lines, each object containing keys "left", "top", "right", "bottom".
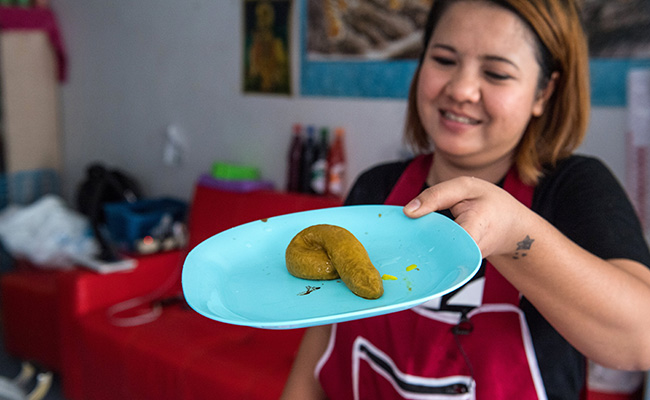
{"left": 286, "top": 224, "right": 383, "bottom": 299}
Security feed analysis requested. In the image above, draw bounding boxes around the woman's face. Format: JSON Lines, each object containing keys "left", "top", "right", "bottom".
{"left": 417, "top": 0, "right": 552, "bottom": 170}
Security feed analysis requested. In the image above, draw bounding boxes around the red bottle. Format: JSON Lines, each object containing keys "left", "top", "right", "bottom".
{"left": 327, "top": 127, "right": 346, "bottom": 198}
{"left": 286, "top": 124, "right": 303, "bottom": 192}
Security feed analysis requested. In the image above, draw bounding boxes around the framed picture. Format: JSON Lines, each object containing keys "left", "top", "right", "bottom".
{"left": 243, "top": 0, "right": 292, "bottom": 95}
{"left": 300, "top": 0, "right": 426, "bottom": 99}
{"left": 299, "top": 0, "right": 650, "bottom": 106}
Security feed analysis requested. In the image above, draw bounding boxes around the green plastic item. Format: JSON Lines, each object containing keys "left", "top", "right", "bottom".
{"left": 211, "top": 162, "right": 260, "bottom": 181}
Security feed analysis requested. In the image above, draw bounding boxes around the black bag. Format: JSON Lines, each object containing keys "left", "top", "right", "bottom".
{"left": 76, "top": 163, "right": 142, "bottom": 260}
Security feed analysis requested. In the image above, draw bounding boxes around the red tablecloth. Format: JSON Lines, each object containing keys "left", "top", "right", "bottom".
{"left": 77, "top": 305, "right": 304, "bottom": 400}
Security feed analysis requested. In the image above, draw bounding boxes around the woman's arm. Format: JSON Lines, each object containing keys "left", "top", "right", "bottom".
{"left": 404, "top": 176, "right": 650, "bottom": 370}
{"left": 280, "top": 325, "right": 331, "bottom": 400}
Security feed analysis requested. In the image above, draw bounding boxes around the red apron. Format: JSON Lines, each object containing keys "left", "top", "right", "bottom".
{"left": 316, "top": 154, "right": 548, "bottom": 400}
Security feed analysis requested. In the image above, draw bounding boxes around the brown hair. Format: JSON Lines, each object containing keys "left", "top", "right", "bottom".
{"left": 404, "top": 0, "right": 590, "bottom": 185}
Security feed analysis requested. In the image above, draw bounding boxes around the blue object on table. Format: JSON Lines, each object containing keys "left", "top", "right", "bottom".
{"left": 103, "top": 198, "right": 187, "bottom": 247}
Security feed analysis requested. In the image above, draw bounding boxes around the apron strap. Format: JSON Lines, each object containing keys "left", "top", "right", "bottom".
{"left": 384, "top": 155, "right": 535, "bottom": 306}
{"left": 384, "top": 154, "right": 432, "bottom": 206}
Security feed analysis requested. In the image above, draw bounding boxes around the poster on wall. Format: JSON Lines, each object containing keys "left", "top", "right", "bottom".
{"left": 300, "top": 0, "right": 650, "bottom": 106}
{"left": 300, "top": 0, "right": 431, "bottom": 98}
{"left": 243, "top": 0, "right": 292, "bottom": 95}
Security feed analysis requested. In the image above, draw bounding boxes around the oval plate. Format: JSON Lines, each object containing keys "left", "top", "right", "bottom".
{"left": 182, "top": 205, "right": 481, "bottom": 329}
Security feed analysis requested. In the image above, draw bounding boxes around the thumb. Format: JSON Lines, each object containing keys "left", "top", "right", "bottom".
{"left": 403, "top": 177, "right": 478, "bottom": 219}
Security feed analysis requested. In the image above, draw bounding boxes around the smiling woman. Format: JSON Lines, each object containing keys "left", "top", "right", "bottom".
{"left": 414, "top": 1, "right": 556, "bottom": 184}
{"left": 405, "top": 0, "right": 589, "bottom": 185}
{"left": 281, "top": 0, "right": 650, "bottom": 399}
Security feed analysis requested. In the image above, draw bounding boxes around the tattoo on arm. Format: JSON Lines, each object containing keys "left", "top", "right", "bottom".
{"left": 513, "top": 235, "right": 534, "bottom": 260}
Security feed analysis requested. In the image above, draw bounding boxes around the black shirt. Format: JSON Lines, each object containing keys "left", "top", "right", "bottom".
{"left": 344, "top": 154, "right": 650, "bottom": 399}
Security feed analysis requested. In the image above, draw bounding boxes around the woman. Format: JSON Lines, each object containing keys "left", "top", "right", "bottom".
{"left": 282, "top": 0, "right": 650, "bottom": 398}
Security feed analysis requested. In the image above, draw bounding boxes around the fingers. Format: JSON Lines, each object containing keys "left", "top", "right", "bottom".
{"left": 402, "top": 176, "right": 505, "bottom": 258}
{"left": 404, "top": 176, "right": 481, "bottom": 218}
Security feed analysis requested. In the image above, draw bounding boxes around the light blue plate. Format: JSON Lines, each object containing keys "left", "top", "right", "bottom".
{"left": 182, "top": 205, "right": 481, "bottom": 329}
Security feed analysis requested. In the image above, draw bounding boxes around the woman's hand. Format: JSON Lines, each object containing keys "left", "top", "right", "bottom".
{"left": 403, "top": 176, "right": 531, "bottom": 259}
{"left": 403, "top": 175, "right": 650, "bottom": 370}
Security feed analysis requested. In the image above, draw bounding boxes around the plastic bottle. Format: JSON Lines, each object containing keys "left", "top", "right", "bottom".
{"left": 286, "top": 124, "right": 303, "bottom": 192}
{"left": 310, "top": 127, "right": 330, "bottom": 195}
{"left": 327, "top": 127, "right": 347, "bottom": 198}
{"left": 300, "top": 126, "right": 317, "bottom": 194}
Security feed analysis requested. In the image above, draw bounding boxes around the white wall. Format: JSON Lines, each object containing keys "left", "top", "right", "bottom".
{"left": 51, "top": 0, "right": 629, "bottom": 203}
